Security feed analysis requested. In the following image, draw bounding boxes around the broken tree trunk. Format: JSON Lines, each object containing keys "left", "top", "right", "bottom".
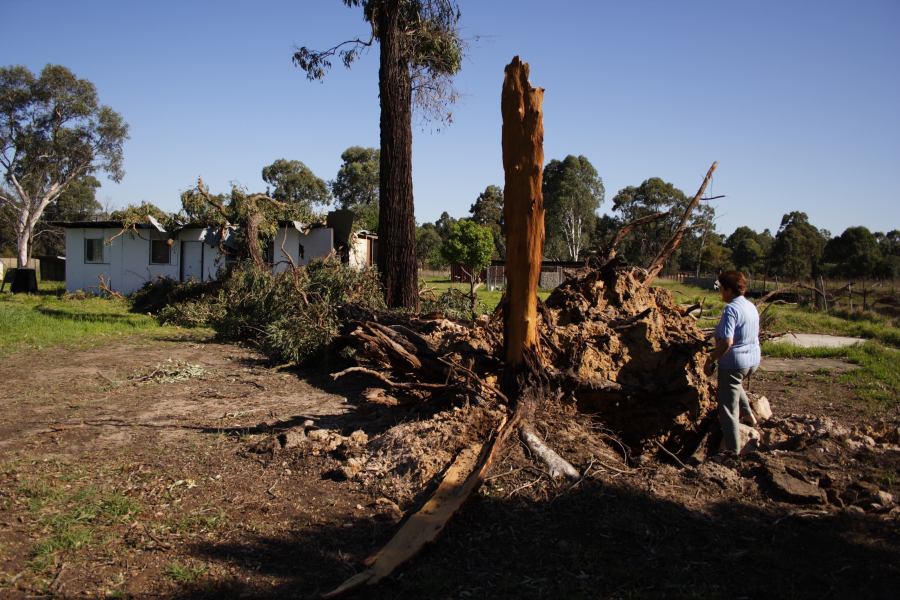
{"left": 644, "top": 161, "right": 718, "bottom": 285}
{"left": 501, "top": 56, "right": 545, "bottom": 400}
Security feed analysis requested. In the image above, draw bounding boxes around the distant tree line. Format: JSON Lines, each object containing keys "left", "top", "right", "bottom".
{"left": 413, "top": 154, "right": 899, "bottom": 282}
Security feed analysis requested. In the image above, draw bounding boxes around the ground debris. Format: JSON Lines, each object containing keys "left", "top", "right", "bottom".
{"left": 129, "top": 358, "right": 206, "bottom": 384}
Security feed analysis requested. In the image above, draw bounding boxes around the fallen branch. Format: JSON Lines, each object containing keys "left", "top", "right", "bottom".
{"left": 644, "top": 161, "right": 718, "bottom": 285}
{"left": 331, "top": 367, "right": 445, "bottom": 391}
{"left": 519, "top": 424, "right": 579, "bottom": 480}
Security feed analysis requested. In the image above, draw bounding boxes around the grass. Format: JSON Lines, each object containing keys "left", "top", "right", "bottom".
{"left": 18, "top": 478, "right": 141, "bottom": 572}
{"left": 762, "top": 340, "right": 899, "bottom": 409}
{"left": 0, "top": 285, "right": 193, "bottom": 356}
{"left": 655, "top": 278, "right": 899, "bottom": 346}
{"left": 422, "top": 277, "right": 550, "bottom": 313}
{"left": 164, "top": 562, "right": 208, "bottom": 583}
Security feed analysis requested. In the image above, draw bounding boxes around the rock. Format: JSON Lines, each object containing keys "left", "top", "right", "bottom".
{"left": 738, "top": 424, "right": 761, "bottom": 455}
{"left": 277, "top": 429, "right": 306, "bottom": 449}
{"left": 859, "top": 435, "right": 877, "bottom": 447}
{"left": 767, "top": 468, "right": 826, "bottom": 504}
{"left": 349, "top": 430, "right": 369, "bottom": 446}
{"left": 749, "top": 395, "right": 773, "bottom": 422}
{"left": 248, "top": 436, "right": 279, "bottom": 454}
{"left": 339, "top": 457, "right": 365, "bottom": 480}
{"left": 696, "top": 462, "right": 742, "bottom": 488}
{"left": 876, "top": 490, "right": 895, "bottom": 507}
{"left": 845, "top": 505, "right": 865, "bottom": 515}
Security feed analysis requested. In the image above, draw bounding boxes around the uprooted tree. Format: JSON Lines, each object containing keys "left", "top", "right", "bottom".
{"left": 321, "top": 54, "right": 721, "bottom": 596}
{"left": 293, "top": 0, "right": 464, "bottom": 309}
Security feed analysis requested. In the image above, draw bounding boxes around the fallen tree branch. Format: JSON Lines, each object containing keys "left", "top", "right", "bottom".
{"left": 519, "top": 423, "right": 580, "bottom": 480}
{"left": 644, "top": 161, "right": 718, "bottom": 285}
{"left": 330, "top": 367, "right": 445, "bottom": 391}
{"left": 599, "top": 211, "right": 671, "bottom": 264}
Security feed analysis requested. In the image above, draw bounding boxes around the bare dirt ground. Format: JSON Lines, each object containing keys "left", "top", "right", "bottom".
{"left": 1, "top": 334, "right": 898, "bottom": 599}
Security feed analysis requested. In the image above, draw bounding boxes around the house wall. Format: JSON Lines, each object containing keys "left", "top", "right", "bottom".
{"left": 177, "top": 227, "right": 226, "bottom": 282}
{"left": 64, "top": 228, "right": 221, "bottom": 295}
{"left": 349, "top": 236, "right": 374, "bottom": 269}
{"left": 271, "top": 227, "right": 334, "bottom": 273}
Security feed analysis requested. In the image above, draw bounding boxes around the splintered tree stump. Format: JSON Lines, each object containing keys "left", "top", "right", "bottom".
{"left": 501, "top": 56, "right": 545, "bottom": 399}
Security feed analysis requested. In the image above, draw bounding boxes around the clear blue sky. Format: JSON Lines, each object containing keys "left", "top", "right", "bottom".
{"left": 3, "top": 0, "right": 899, "bottom": 237}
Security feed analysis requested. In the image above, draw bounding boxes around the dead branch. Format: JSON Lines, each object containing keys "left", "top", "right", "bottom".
{"left": 97, "top": 275, "right": 124, "bottom": 299}
{"left": 519, "top": 424, "right": 579, "bottom": 480}
{"left": 330, "top": 367, "right": 445, "bottom": 391}
{"left": 599, "top": 211, "right": 671, "bottom": 264}
{"left": 644, "top": 161, "right": 718, "bottom": 285}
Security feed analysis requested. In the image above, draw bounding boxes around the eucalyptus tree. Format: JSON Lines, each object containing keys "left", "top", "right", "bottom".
{"left": 293, "top": 0, "right": 464, "bottom": 309}
{"left": 331, "top": 146, "right": 380, "bottom": 231}
{"left": 542, "top": 155, "right": 604, "bottom": 261}
{"left": 0, "top": 65, "right": 128, "bottom": 268}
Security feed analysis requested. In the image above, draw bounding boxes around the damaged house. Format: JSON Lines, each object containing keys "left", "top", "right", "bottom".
{"left": 57, "top": 213, "right": 377, "bottom": 295}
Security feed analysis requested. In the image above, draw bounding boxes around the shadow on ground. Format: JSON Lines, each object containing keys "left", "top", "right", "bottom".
{"left": 170, "top": 478, "right": 899, "bottom": 599}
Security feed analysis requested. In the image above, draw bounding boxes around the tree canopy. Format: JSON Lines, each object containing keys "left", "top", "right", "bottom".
{"left": 261, "top": 158, "right": 330, "bottom": 212}
{"left": 469, "top": 184, "right": 504, "bottom": 258}
{"left": 610, "top": 177, "right": 688, "bottom": 267}
{"left": 542, "top": 155, "right": 604, "bottom": 261}
{"left": 293, "top": 0, "right": 465, "bottom": 309}
{"left": 0, "top": 64, "right": 128, "bottom": 267}
{"left": 331, "top": 146, "right": 379, "bottom": 231}
{"left": 770, "top": 211, "right": 827, "bottom": 279}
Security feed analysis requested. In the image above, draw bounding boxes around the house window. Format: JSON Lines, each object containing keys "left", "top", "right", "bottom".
{"left": 85, "top": 238, "right": 104, "bottom": 264}
{"left": 150, "top": 239, "right": 171, "bottom": 264}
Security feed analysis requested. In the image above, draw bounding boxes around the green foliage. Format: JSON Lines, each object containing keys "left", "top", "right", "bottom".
{"left": 130, "top": 277, "right": 222, "bottom": 328}
{"left": 440, "top": 219, "right": 495, "bottom": 278}
{"left": 770, "top": 211, "right": 827, "bottom": 279}
{"left": 331, "top": 146, "right": 380, "bottom": 231}
{"left": 294, "top": 0, "right": 464, "bottom": 123}
{"left": 416, "top": 222, "right": 445, "bottom": 268}
{"left": 210, "top": 259, "right": 384, "bottom": 365}
{"left": 261, "top": 158, "right": 331, "bottom": 211}
{"left": 823, "top": 226, "right": 883, "bottom": 278}
{"left": 109, "top": 201, "right": 176, "bottom": 231}
{"left": 421, "top": 287, "right": 485, "bottom": 320}
{"left": 469, "top": 185, "right": 505, "bottom": 258}
{"left": 611, "top": 177, "right": 690, "bottom": 268}
{"left": 0, "top": 64, "right": 128, "bottom": 265}
{"left": 543, "top": 155, "right": 604, "bottom": 261}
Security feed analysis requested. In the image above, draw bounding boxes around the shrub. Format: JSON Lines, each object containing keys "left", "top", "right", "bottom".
{"left": 210, "top": 258, "right": 384, "bottom": 364}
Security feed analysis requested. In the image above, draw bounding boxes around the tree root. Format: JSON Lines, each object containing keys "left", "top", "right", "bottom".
{"left": 518, "top": 423, "right": 580, "bottom": 480}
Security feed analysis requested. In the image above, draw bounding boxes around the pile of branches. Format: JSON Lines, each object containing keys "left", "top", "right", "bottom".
{"left": 131, "top": 258, "right": 384, "bottom": 365}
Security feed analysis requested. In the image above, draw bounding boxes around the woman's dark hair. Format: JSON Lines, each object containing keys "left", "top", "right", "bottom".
{"left": 718, "top": 270, "right": 747, "bottom": 296}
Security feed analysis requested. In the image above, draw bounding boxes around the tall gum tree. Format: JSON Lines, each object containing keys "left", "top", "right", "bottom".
{"left": 293, "top": 0, "right": 464, "bottom": 309}
{"left": 0, "top": 65, "right": 128, "bottom": 268}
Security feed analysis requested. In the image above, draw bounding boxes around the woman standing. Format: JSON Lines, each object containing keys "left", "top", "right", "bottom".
{"left": 705, "top": 270, "right": 761, "bottom": 453}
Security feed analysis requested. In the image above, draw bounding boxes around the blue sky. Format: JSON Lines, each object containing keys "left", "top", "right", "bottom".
{"left": 3, "top": 0, "right": 899, "bottom": 237}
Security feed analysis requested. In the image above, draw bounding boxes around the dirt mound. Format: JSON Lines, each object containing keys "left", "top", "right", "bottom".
{"left": 540, "top": 264, "right": 714, "bottom": 453}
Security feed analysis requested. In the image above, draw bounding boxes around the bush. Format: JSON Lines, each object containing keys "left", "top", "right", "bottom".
{"left": 420, "top": 288, "right": 485, "bottom": 320}
{"left": 210, "top": 258, "right": 384, "bottom": 364}
{"left": 130, "top": 277, "right": 221, "bottom": 316}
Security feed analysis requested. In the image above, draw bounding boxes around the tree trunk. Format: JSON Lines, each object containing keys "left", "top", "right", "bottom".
{"left": 501, "top": 56, "right": 544, "bottom": 398}
{"left": 377, "top": 0, "right": 418, "bottom": 310}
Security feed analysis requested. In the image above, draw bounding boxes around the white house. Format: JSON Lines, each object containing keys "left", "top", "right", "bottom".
{"left": 59, "top": 217, "right": 377, "bottom": 295}
{"left": 271, "top": 221, "right": 377, "bottom": 273}
{"left": 61, "top": 220, "right": 229, "bottom": 295}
